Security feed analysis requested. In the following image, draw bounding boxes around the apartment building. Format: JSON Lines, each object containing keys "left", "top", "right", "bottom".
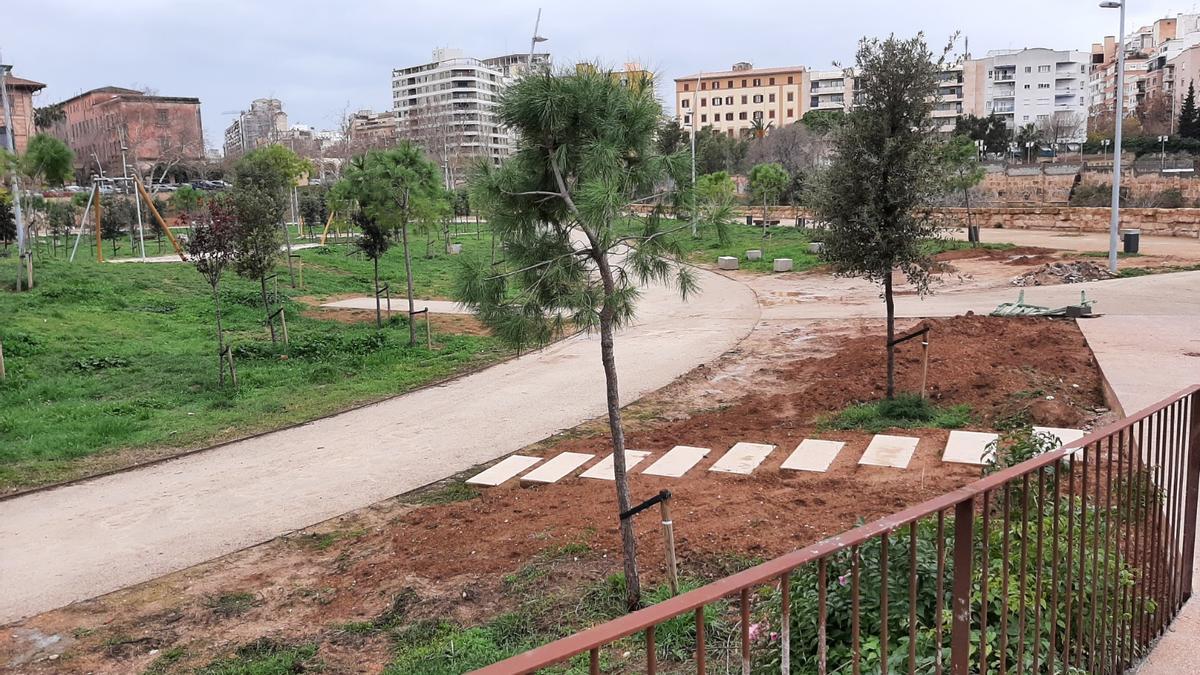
{"left": 804, "top": 69, "right": 855, "bottom": 114}
{"left": 346, "top": 109, "right": 398, "bottom": 152}
{"left": 0, "top": 69, "right": 45, "bottom": 155}
{"left": 47, "top": 86, "right": 203, "bottom": 181}
{"left": 972, "top": 48, "right": 1090, "bottom": 143}
{"left": 223, "top": 98, "right": 288, "bottom": 159}
{"left": 392, "top": 48, "right": 551, "bottom": 174}
{"left": 674, "top": 62, "right": 806, "bottom": 138}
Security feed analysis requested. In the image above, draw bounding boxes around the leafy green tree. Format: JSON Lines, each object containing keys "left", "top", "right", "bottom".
{"left": 695, "top": 171, "right": 734, "bottom": 202}
{"left": 801, "top": 109, "right": 845, "bottom": 134}
{"left": 334, "top": 143, "right": 446, "bottom": 346}
{"left": 953, "top": 113, "right": 1009, "bottom": 154}
{"left": 1179, "top": 81, "right": 1199, "bottom": 140}
{"left": 33, "top": 104, "right": 65, "bottom": 131}
{"left": 1015, "top": 123, "right": 1040, "bottom": 159}
{"left": 656, "top": 118, "right": 686, "bottom": 156}
{"left": 45, "top": 200, "right": 77, "bottom": 255}
{"left": 694, "top": 126, "right": 747, "bottom": 174}
{"left": 747, "top": 162, "right": 790, "bottom": 236}
{"left": 298, "top": 186, "right": 329, "bottom": 239}
{"left": 694, "top": 173, "right": 736, "bottom": 245}
{"left": 21, "top": 134, "right": 74, "bottom": 187}
{"left": 809, "top": 34, "right": 949, "bottom": 400}
{"left": 170, "top": 184, "right": 204, "bottom": 216}
{"left": 455, "top": 69, "right": 699, "bottom": 610}
{"left": 941, "top": 135, "right": 986, "bottom": 245}
{"left": 745, "top": 117, "right": 773, "bottom": 140}
{"left": 99, "top": 196, "right": 136, "bottom": 256}
{"left": 0, "top": 188, "right": 14, "bottom": 249}
{"left": 353, "top": 209, "right": 392, "bottom": 327}
{"left": 233, "top": 145, "right": 310, "bottom": 288}
{"left": 231, "top": 187, "right": 284, "bottom": 343}
{"left": 184, "top": 199, "right": 238, "bottom": 386}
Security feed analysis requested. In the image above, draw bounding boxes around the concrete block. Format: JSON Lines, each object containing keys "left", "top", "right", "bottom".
{"left": 642, "top": 445, "right": 710, "bottom": 477}
{"left": 520, "top": 452, "right": 594, "bottom": 484}
{"left": 859, "top": 434, "right": 920, "bottom": 469}
{"left": 466, "top": 455, "right": 543, "bottom": 486}
{"left": 709, "top": 442, "right": 776, "bottom": 475}
{"left": 1032, "top": 426, "right": 1086, "bottom": 451}
{"left": 580, "top": 450, "right": 651, "bottom": 480}
{"left": 448, "top": 243, "right": 463, "bottom": 255}
{"left": 942, "top": 430, "right": 999, "bottom": 465}
{"left": 773, "top": 258, "right": 793, "bottom": 272}
{"left": 746, "top": 249, "right": 763, "bottom": 261}
{"left": 781, "top": 439, "right": 845, "bottom": 473}
{"left": 717, "top": 256, "right": 739, "bottom": 270}
{"left": 808, "top": 242, "right": 825, "bottom": 254}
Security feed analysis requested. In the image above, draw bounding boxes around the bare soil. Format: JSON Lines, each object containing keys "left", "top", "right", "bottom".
{"left": 0, "top": 317, "right": 1108, "bottom": 674}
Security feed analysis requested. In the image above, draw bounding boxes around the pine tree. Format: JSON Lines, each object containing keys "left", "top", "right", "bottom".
{"left": 1179, "top": 81, "right": 1198, "bottom": 139}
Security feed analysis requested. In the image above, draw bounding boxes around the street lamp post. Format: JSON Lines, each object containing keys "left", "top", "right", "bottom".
{"left": 1025, "top": 141, "right": 1035, "bottom": 164}
{"left": 1101, "top": 0, "right": 1126, "bottom": 274}
{"left": 1101, "top": 138, "right": 1111, "bottom": 167}
{"left": 975, "top": 138, "right": 985, "bottom": 161}
{"left": 1159, "top": 134, "right": 1169, "bottom": 171}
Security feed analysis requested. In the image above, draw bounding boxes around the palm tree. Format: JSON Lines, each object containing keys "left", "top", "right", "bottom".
{"left": 33, "top": 104, "right": 65, "bottom": 131}
{"left": 745, "top": 117, "right": 774, "bottom": 140}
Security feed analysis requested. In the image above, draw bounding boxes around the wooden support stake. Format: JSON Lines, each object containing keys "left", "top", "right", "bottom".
{"left": 319, "top": 210, "right": 335, "bottom": 245}
{"left": 0, "top": 339, "right": 6, "bottom": 380}
{"left": 279, "top": 307, "right": 289, "bottom": 346}
{"left": 227, "top": 349, "right": 238, "bottom": 388}
{"left": 93, "top": 185, "right": 103, "bottom": 262}
{"left": 660, "top": 495, "right": 679, "bottom": 596}
{"left": 24, "top": 252, "right": 33, "bottom": 289}
{"left": 297, "top": 257, "right": 303, "bottom": 288}
{"left": 425, "top": 315, "right": 432, "bottom": 350}
{"left": 133, "top": 177, "right": 185, "bottom": 260}
{"left": 920, "top": 333, "right": 931, "bottom": 400}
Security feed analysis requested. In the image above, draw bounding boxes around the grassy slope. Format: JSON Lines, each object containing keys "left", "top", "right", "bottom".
{"left": 620, "top": 217, "right": 824, "bottom": 273}
{"left": 0, "top": 227, "right": 507, "bottom": 491}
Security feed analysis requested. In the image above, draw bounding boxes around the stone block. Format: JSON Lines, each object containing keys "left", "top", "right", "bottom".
{"left": 781, "top": 439, "right": 845, "bottom": 473}
{"left": 773, "top": 258, "right": 793, "bottom": 272}
{"left": 717, "top": 256, "right": 739, "bottom": 270}
{"left": 808, "top": 242, "right": 825, "bottom": 254}
{"left": 466, "top": 455, "right": 543, "bottom": 486}
{"left": 642, "top": 445, "right": 710, "bottom": 477}
{"left": 858, "top": 434, "right": 920, "bottom": 469}
{"left": 746, "top": 249, "right": 762, "bottom": 261}
{"left": 520, "top": 452, "right": 594, "bottom": 484}
{"left": 580, "top": 451, "right": 650, "bottom": 480}
{"left": 709, "top": 442, "right": 776, "bottom": 475}
{"left": 448, "top": 243, "right": 463, "bottom": 254}
{"left": 942, "top": 430, "right": 999, "bottom": 465}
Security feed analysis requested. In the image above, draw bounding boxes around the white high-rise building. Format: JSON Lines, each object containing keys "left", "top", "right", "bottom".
{"left": 972, "top": 48, "right": 1090, "bottom": 144}
{"left": 391, "top": 48, "right": 551, "bottom": 180}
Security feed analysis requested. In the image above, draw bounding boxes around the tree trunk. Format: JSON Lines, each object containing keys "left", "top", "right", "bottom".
{"left": 373, "top": 256, "right": 382, "bottom": 328}
{"left": 400, "top": 221, "right": 417, "bottom": 347}
{"left": 260, "top": 276, "right": 277, "bottom": 344}
{"left": 762, "top": 196, "right": 768, "bottom": 239}
{"left": 213, "top": 285, "right": 225, "bottom": 386}
{"left": 594, "top": 252, "right": 642, "bottom": 611}
{"left": 964, "top": 186, "right": 976, "bottom": 248}
{"left": 884, "top": 269, "right": 896, "bottom": 400}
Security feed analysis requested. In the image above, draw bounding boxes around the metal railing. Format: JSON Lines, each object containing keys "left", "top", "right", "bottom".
{"left": 474, "top": 385, "right": 1200, "bottom": 675}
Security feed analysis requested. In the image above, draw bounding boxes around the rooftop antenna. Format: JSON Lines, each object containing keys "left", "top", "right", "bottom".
{"left": 528, "top": 8, "right": 547, "bottom": 70}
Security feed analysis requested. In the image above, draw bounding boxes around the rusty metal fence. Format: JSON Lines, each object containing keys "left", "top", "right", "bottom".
{"left": 473, "top": 384, "right": 1200, "bottom": 675}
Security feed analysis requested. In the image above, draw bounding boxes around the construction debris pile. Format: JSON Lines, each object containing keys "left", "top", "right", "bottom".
{"left": 1012, "top": 261, "right": 1117, "bottom": 287}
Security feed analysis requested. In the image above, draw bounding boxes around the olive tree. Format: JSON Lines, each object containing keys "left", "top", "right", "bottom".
{"left": 747, "top": 162, "right": 790, "bottom": 237}
{"left": 808, "top": 34, "right": 950, "bottom": 399}
{"left": 454, "top": 69, "right": 700, "bottom": 610}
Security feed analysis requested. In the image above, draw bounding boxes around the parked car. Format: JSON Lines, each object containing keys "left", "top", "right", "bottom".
{"left": 64, "top": 185, "right": 85, "bottom": 193}
{"left": 96, "top": 184, "right": 115, "bottom": 195}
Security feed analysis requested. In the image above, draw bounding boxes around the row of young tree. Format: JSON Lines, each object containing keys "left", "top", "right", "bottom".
{"left": 449, "top": 31, "right": 963, "bottom": 611}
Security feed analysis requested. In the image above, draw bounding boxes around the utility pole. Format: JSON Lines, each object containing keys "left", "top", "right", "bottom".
{"left": 0, "top": 56, "right": 30, "bottom": 290}
{"left": 1102, "top": 0, "right": 1127, "bottom": 274}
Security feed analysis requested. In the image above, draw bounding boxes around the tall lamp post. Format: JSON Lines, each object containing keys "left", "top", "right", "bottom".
{"left": 1101, "top": 0, "right": 1126, "bottom": 274}
{"left": 1101, "top": 138, "right": 1111, "bottom": 167}
{"left": 1159, "top": 134, "right": 1169, "bottom": 171}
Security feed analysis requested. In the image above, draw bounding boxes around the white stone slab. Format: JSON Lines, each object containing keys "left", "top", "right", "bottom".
{"left": 859, "top": 434, "right": 920, "bottom": 469}
{"left": 580, "top": 451, "right": 651, "bottom": 480}
{"left": 717, "top": 256, "right": 739, "bottom": 270}
{"left": 709, "top": 442, "right": 776, "bottom": 475}
{"left": 1033, "top": 426, "right": 1086, "bottom": 450}
{"left": 781, "top": 439, "right": 846, "bottom": 473}
{"left": 642, "top": 446, "right": 711, "bottom": 478}
{"left": 773, "top": 258, "right": 793, "bottom": 272}
{"left": 320, "top": 297, "right": 472, "bottom": 315}
{"left": 942, "top": 430, "right": 999, "bottom": 465}
{"left": 466, "top": 455, "right": 543, "bottom": 486}
{"left": 746, "top": 249, "right": 763, "bottom": 261}
{"left": 520, "top": 452, "right": 594, "bottom": 484}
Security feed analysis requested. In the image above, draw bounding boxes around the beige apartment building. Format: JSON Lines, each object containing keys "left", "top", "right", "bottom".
{"left": 674, "top": 63, "right": 806, "bottom": 137}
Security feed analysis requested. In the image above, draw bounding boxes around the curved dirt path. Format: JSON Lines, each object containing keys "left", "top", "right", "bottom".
{"left": 0, "top": 269, "right": 760, "bottom": 624}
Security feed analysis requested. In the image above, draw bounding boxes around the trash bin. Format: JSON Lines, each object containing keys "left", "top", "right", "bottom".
{"left": 1123, "top": 229, "right": 1141, "bottom": 254}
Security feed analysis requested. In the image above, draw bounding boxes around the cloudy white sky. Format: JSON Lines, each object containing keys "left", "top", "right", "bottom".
{"left": 4, "top": 0, "right": 1193, "bottom": 149}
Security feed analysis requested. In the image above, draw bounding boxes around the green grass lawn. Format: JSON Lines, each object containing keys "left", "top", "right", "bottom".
{"left": 620, "top": 217, "right": 824, "bottom": 273}
{"left": 0, "top": 226, "right": 507, "bottom": 492}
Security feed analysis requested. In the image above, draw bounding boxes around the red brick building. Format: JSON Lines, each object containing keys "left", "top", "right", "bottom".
{"left": 1, "top": 72, "right": 45, "bottom": 155}
{"left": 49, "top": 86, "right": 204, "bottom": 182}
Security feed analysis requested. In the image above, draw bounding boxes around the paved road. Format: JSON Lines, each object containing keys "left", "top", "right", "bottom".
{"left": 0, "top": 268, "right": 760, "bottom": 624}
{"left": 955, "top": 227, "right": 1200, "bottom": 258}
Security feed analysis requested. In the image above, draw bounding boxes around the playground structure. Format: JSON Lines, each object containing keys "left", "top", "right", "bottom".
{"left": 68, "top": 174, "right": 186, "bottom": 263}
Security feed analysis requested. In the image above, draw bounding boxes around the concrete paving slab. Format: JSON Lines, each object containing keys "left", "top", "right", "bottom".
{"left": 709, "top": 442, "right": 776, "bottom": 475}
{"left": 642, "top": 446, "right": 711, "bottom": 477}
{"left": 580, "top": 451, "right": 651, "bottom": 480}
{"left": 781, "top": 439, "right": 845, "bottom": 473}
{"left": 520, "top": 452, "right": 595, "bottom": 484}
{"left": 320, "top": 298, "right": 472, "bottom": 315}
{"left": 859, "top": 434, "right": 921, "bottom": 469}
{"left": 942, "top": 430, "right": 999, "bottom": 465}
{"left": 1032, "top": 426, "right": 1085, "bottom": 450}
{"left": 466, "top": 455, "right": 543, "bottom": 486}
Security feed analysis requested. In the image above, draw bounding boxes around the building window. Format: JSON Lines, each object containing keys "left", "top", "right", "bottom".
{"left": 683, "top": 83, "right": 690, "bottom": 91}
{"left": 787, "top": 92, "right": 794, "bottom": 101}
{"left": 1038, "top": 65, "right": 1050, "bottom": 73}
{"left": 787, "top": 76, "right": 793, "bottom": 84}
{"left": 811, "top": 96, "right": 820, "bottom": 108}
{"left": 787, "top": 108, "right": 794, "bottom": 117}
{"left": 768, "top": 77, "right": 775, "bottom": 85}
{"left": 768, "top": 93, "right": 775, "bottom": 102}
{"left": 681, "top": 99, "right": 689, "bottom": 108}
{"left": 753, "top": 78, "right": 761, "bottom": 86}
{"left": 725, "top": 112, "right": 733, "bottom": 121}
{"left": 768, "top": 109, "right": 776, "bottom": 119}
{"left": 701, "top": 82, "right": 707, "bottom": 90}
{"left": 712, "top": 98, "right": 720, "bottom": 106}
{"left": 701, "top": 114, "right": 707, "bottom": 123}
{"left": 1024, "top": 84, "right": 1031, "bottom": 89}
{"left": 683, "top": 113, "right": 692, "bottom": 125}
{"left": 741, "top": 95, "right": 748, "bottom": 104}
{"left": 752, "top": 110, "right": 763, "bottom": 121}
{"left": 753, "top": 94, "right": 764, "bottom": 103}
{"left": 157, "top": 110, "right": 169, "bottom": 126}
{"left": 700, "top": 98, "right": 706, "bottom": 107}
{"left": 713, "top": 81, "right": 720, "bottom": 89}
{"left": 727, "top": 79, "right": 733, "bottom": 88}
{"left": 739, "top": 112, "right": 748, "bottom": 120}
{"left": 1025, "top": 66, "right": 1032, "bottom": 73}
{"left": 1038, "top": 83, "right": 1050, "bottom": 89}
{"left": 725, "top": 96, "right": 732, "bottom": 104}
{"left": 741, "top": 79, "right": 747, "bottom": 87}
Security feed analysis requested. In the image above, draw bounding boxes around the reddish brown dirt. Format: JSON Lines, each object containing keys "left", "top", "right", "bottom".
{"left": 300, "top": 305, "right": 491, "bottom": 336}
{"left": 934, "top": 246, "right": 1058, "bottom": 265}
{"left": 0, "top": 316, "right": 1106, "bottom": 674}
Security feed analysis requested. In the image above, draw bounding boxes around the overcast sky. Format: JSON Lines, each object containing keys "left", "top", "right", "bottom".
{"left": 4, "top": 0, "right": 1193, "bottom": 149}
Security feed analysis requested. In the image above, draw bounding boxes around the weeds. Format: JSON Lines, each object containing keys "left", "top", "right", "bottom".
{"left": 197, "top": 639, "right": 319, "bottom": 675}
{"left": 828, "top": 394, "right": 971, "bottom": 432}
{"left": 204, "top": 592, "right": 260, "bottom": 618}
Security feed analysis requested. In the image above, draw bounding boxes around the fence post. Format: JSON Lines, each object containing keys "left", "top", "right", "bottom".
{"left": 951, "top": 498, "right": 975, "bottom": 675}
{"left": 1182, "top": 393, "right": 1200, "bottom": 600}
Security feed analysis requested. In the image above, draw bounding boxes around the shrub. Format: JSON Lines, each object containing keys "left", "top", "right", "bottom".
{"left": 829, "top": 394, "right": 971, "bottom": 433}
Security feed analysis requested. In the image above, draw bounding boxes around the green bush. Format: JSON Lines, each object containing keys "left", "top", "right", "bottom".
{"left": 829, "top": 394, "right": 971, "bottom": 433}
